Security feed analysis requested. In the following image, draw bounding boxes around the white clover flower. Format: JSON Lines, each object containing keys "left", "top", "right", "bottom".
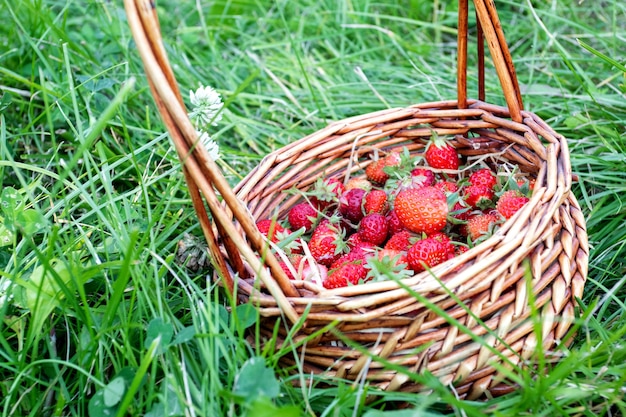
{"left": 188, "top": 85, "right": 224, "bottom": 128}
{"left": 196, "top": 130, "right": 220, "bottom": 161}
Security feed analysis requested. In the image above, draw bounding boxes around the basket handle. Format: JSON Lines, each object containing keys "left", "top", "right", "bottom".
{"left": 124, "top": 0, "right": 302, "bottom": 323}
{"left": 458, "top": 0, "right": 524, "bottom": 122}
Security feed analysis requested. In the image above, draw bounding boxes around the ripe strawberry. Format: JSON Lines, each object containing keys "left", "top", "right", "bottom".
{"left": 394, "top": 187, "right": 448, "bottom": 234}
{"left": 364, "top": 189, "right": 388, "bottom": 214}
{"left": 428, "top": 232, "right": 455, "bottom": 256}
{"left": 434, "top": 180, "right": 459, "bottom": 194}
{"left": 377, "top": 248, "right": 409, "bottom": 268}
{"left": 357, "top": 213, "right": 389, "bottom": 246}
{"left": 332, "top": 237, "right": 376, "bottom": 266}
{"left": 496, "top": 190, "right": 530, "bottom": 219}
{"left": 384, "top": 230, "right": 413, "bottom": 251}
{"left": 386, "top": 209, "right": 406, "bottom": 235}
{"left": 469, "top": 168, "right": 497, "bottom": 189}
{"left": 407, "top": 238, "right": 449, "bottom": 272}
{"left": 466, "top": 212, "right": 500, "bottom": 241}
{"left": 424, "top": 135, "right": 459, "bottom": 170}
{"left": 309, "top": 220, "right": 345, "bottom": 266}
{"left": 256, "top": 219, "right": 288, "bottom": 243}
{"left": 410, "top": 168, "right": 436, "bottom": 188}
{"left": 339, "top": 188, "right": 366, "bottom": 223}
{"left": 323, "top": 261, "right": 369, "bottom": 289}
{"left": 464, "top": 184, "right": 495, "bottom": 209}
{"left": 451, "top": 201, "right": 472, "bottom": 222}
{"left": 288, "top": 202, "right": 318, "bottom": 233}
{"left": 365, "top": 151, "right": 401, "bottom": 185}
{"left": 310, "top": 177, "right": 345, "bottom": 210}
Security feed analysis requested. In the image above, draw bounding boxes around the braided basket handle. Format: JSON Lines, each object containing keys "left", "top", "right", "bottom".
{"left": 124, "top": 0, "right": 302, "bottom": 323}
{"left": 459, "top": 0, "right": 524, "bottom": 122}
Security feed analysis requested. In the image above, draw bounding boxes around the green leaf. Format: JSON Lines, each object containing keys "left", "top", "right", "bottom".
{"left": 144, "top": 318, "right": 173, "bottom": 354}
{"left": 22, "top": 259, "right": 72, "bottom": 334}
{"left": 0, "top": 223, "right": 14, "bottom": 247}
{"left": 363, "top": 410, "right": 445, "bottom": 417}
{"left": 233, "top": 357, "right": 280, "bottom": 402}
{"left": 15, "top": 209, "right": 49, "bottom": 236}
{"left": 1, "top": 187, "right": 22, "bottom": 229}
{"left": 103, "top": 377, "right": 125, "bottom": 407}
{"left": 88, "top": 390, "right": 118, "bottom": 417}
{"left": 246, "top": 397, "right": 301, "bottom": 417}
{"left": 235, "top": 303, "right": 258, "bottom": 329}
{"left": 171, "top": 326, "right": 195, "bottom": 346}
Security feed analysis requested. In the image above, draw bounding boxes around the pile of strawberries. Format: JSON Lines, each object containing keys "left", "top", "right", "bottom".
{"left": 255, "top": 135, "right": 533, "bottom": 289}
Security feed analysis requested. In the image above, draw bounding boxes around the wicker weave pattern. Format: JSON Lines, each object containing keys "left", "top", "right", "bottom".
{"left": 124, "top": 0, "right": 588, "bottom": 399}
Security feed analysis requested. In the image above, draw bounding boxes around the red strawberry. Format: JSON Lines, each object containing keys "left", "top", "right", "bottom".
{"left": 464, "top": 184, "right": 495, "bottom": 209}
{"left": 288, "top": 202, "right": 318, "bottom": 233}
{"left": 451, "top": 201, "right": 472, "bottom": 222}
{"left": 428, "top": 232, "right": 455, "bottom": 256}
{"left": 323, "top": 262, "right": 369, "bottom": 289}
{"left": 357, "top": 213, "right": 389, "bottom": 246}
{"left": 469, "top": 168, "right": 497, "bottom": 189}
{"left": 407, "top": 238, "right": 449, "bottom": 272}
{"left": 256, "top": 219, "right": 288, "bottom": 243}
{"left": 364, "top": 189, "right": 388, "bottom": 214}
{"left": 309, "top": 220, "right": 345, "bottom": 266}
{"left": 377, "top": 248, "right": 409, "bottom": 268}
{"left": 310, "top": 177, "right": 345, "bottom": 210}
{"left": 394, "top": 187, "right": 448, "bottom": 234}
{"left": 466, "top": 212, "right": 500, "bottom": 241}
{"left": 424, "top": 135, "right": 459, "bottom": 170}
{"left": 339, "top": 188, "right": 366, "bottom": 223}
{"left": 434, "top": 180, "right": 459, "bottom": 194}
{"left": 410, "top": 168, "right": 436, "bottom": 188}
{"left": 384, "top": 230, "right": 413, "bottom": 251}
{"left": 332, "top": 236, "right": 376, "bottom": 266}
{"left": 365, "top": 151, "right": 401, "bottom": 185}
{"left": 386, "top": 209, "right": 406, "bottom": 235}
{"left": 496, "top": 190, "right": 530, "bottom": 219}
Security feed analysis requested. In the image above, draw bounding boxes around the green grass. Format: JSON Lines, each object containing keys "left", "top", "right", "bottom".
{"left": 1, "top": 0, "right": 625, "bottom": 415}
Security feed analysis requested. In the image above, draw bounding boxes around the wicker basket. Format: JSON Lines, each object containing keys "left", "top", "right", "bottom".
{"left": 125, "top": 0, "right": 588, "bottom": 399}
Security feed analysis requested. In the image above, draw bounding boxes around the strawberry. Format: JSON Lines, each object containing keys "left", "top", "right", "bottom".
{"left": 428, "top": 232, "right": 455, "bottom": 256}
{"left": 451, "top": 200, "right": 472, "bottom": 222}
{"left": 332, "top": 236, "right": 376, "bottom": 265}
{"left": 364, "top": 189, "right": 388, "bottom": 214}
{"left": 466, "top": 212, "right": 500, "bottom": 241}
{"left": 469, "top": 168, "right": 497, "bottom": 189}
{"left": 339, "top": 188, "right": 366, "bottom": 223}
{"left": 323, "top": 261, "right": 369, "bottom": 289}
{"left": 410, "top": 168, "right": 436, "bottom": 188}
{"left": 309, "top": 220, "right": 345, "bottom": 266}
{"left": 424, "top": 134, "right": 459, "bottom": 170}
{"left": 434, "top": 180, "right": 459, "bottom": 194}
{"left": 256, "top": 219, "right": 288, "bottom": 243}
{"left": 365, "top": 151, "right": 401, "bottom": 185}
{"left": 377, "top": 248, "right": 409, "bottom": 268}
{"left": 357, "top": 213, "right": 389, "bottom": 246}
{"left": 496, "top": 190, "right": 530, "bottom": 219}
{"left": 310, "top": 177, "right": 345, "bottom": 210}
{"left": 386, "top": 209, "right": 406, "bottom": 235}
{"left": 463, "top": 184, "right": 495, "bottom": 209}
{"left": 384, "top": 230, "right": 413, "bottom": 251}
{"left": 288, "top": 202, "right": 318, "bottom": 233}
{"left": 407, "top": 238, "right": 449, "bottom": 272}
{"left": 394, "top": 187, "right": 448, "bottom": 234}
